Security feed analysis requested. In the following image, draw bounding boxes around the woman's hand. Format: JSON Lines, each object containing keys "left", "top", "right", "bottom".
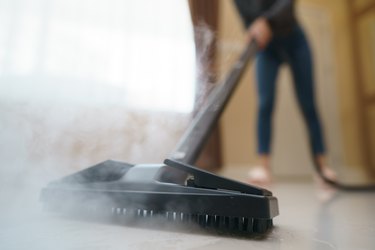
{"left": 247, "top": 17, "right": 273, "bottom": 49}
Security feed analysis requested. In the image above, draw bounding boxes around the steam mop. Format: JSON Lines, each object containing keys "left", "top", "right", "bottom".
{"left": 40, "top": 41, "right": 279, "bottom": 234}
{"left": 40, "top": 33, "right": 375, "bottom": 236}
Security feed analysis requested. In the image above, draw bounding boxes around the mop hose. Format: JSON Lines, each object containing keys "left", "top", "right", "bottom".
{"left": 311, "top": 150, "right": 375, "bottom": 191}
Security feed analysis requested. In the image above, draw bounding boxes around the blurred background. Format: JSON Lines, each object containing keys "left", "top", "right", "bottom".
{"left": 216, "top": 0, "right": 375, "bottom": 183}
{"left": 0, "top": 0, "right": 374, "bottom": 190}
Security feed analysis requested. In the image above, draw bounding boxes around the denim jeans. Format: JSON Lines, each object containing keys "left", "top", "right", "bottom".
{"left": 255, "top": 25, "right": 325, "bottom": 155}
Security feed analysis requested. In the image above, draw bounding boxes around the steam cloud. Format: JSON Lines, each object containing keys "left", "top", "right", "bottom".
{"left": 0, "top": 4, "right": 218, "bottom": 249}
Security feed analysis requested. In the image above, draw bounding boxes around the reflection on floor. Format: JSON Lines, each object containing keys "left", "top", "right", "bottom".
{"left": 0, "top": 171, "right": 374, "bottom": 250}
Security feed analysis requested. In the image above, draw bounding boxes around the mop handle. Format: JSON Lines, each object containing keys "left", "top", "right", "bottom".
{"left": 170, "top": 41, "right": 258, "bottom": 165}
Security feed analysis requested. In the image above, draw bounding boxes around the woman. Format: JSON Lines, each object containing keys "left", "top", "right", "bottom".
{"left": 233, "top": 0, "right": 336, "bottom": 186}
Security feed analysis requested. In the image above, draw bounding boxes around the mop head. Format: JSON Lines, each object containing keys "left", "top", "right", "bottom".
{"left": 40, "top": 158, "right": 278, "bottom": 235}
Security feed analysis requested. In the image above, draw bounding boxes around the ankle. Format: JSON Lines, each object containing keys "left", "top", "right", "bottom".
{"left": 258, "top": 154, "right": 271, "bottom": 170}
{"left": 315, "top": 155, "right": 327, "bottom": 170}
{"left": 314, "top": 155, "right": 337, "bottom": 181}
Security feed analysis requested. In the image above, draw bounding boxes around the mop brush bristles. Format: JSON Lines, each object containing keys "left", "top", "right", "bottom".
{"left": 41, "top": 159, "right": 278, "bottom": 234}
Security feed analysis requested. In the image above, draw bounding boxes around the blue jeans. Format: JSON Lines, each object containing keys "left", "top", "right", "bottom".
{"left": 255, "top": 25, "right": 325, "bottom": 155}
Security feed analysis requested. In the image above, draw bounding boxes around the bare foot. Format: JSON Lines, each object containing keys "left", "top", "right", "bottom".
{"left": 314, "top": 155, "right": 337, "bottom": 182}
{"left": 320, "top": 166, "right": 337, "bottom": 182}
{"left": 247, "top": 166, "right": 272, "bottom": 189}
{"left": 314, "top": 166, "right": 337, "bottom": 202}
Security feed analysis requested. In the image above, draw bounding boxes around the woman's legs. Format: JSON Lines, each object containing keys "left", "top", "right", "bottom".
{"left": 286, "top": 28, "right": 336, "bottom": 180}
{"left": 256, "top": 47, "right": 281, "bottom": 157}
{"left": 287, "top": 29, "right": 324, "bottom": 155}
{"left": 249, "top": 46, "right": 281, "bottom": 185}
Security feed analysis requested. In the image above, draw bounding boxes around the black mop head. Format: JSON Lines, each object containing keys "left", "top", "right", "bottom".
{"left": 40, "top": 159, "right": 278, "bottom": 234}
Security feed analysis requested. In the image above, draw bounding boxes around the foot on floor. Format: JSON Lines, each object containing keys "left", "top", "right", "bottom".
{"left": 247, "top": 166, "right": 272, "bottom": 189}
{"left": 314, "top": 166, "right": 338, "bottom": 202}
